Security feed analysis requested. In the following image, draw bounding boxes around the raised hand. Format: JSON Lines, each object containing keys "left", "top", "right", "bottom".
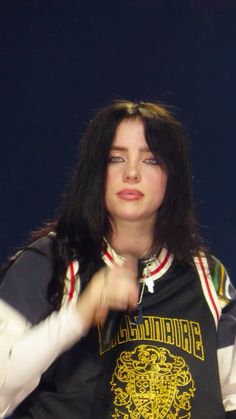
{"left": 76, "top": 255, "right": 139, "bottom": 329}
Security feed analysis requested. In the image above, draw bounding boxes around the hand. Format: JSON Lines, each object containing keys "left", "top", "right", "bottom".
{"left": 76, "top": 255, "right": 139, "bottom": 329}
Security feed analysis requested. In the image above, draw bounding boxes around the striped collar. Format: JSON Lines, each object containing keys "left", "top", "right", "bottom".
{"left": 64, "top": 243, "right": 174, "bottom": 304}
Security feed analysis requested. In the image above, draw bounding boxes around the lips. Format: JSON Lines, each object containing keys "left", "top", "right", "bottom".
{"left": 117, "top": 189, "right": 144, "bottom": 200}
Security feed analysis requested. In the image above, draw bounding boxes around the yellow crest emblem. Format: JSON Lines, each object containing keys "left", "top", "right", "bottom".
{"left": 111, "top": 345, "right": 195, "bottom": 418}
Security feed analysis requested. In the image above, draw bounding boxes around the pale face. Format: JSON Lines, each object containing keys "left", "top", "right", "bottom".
{"left": 105, "top": 118, "right": 167, "bottom": 228}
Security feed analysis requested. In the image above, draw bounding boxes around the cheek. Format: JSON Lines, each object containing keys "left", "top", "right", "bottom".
{"left": 105, "top": 168, "right": 119, "bottom": 191}
{"left": 151, "top": 172, "right": 168, "bottom": 199}
{"left": 150, "top": 170, "right": 167, "bottom": 187}
{"left": 160, "top": 172, "right": 168, "bottom": 191}
{"left": 105, "top": 170, "right": 116, "bottom": 207}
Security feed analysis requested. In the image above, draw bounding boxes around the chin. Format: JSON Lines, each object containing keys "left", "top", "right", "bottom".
{"left": 114, "top": 212, "right": 148, "bottom": 222}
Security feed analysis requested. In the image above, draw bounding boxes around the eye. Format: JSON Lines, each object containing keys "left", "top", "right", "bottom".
{"left": 107, "top": 155, "right": 125, "bottom": 163}
{"left": 143, "top": 156, "right": 159, "bottom": 165}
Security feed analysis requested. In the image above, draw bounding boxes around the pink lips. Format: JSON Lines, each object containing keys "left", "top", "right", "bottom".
{"left": 117, "top": 189, "right": 144, "bottom": 200}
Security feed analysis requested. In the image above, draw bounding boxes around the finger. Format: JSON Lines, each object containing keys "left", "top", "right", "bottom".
{"left": 94, "top": 306, "right": 108, "bottom": 325}
{"left": 121, "top": 254, "right": 138, "bottom": 278}
{"left": 127, "top": 282, "right": 140, "bottom": 310}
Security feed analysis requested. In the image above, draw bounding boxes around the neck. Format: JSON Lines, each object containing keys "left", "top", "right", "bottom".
{"left": 109, "top": 219, "right": 155, "bottom": 258}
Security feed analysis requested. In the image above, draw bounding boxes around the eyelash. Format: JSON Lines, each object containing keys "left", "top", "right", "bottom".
{"left": 108, "top": 156, "right": 159, "bottom": 165}
{"left": 107, "top": 156, "right": 124, "bottom": 163}
{"left": 143, "top": 158, "right": 158, "bottom": 165}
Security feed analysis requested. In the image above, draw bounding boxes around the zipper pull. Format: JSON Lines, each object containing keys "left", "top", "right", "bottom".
{"left": 136, "top": 304, "right": 143, "bottom": 324}
{"left": 145, "top": 276, "right": 154, "bottom": 293}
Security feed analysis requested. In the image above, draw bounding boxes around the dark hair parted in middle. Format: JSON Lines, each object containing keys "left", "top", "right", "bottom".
{"left": 57, "top": 100, "right": 201, "bottom": 257}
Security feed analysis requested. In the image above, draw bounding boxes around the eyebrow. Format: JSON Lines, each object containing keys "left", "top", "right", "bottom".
{"left": 110, "top": 146, "right": 152, "bottom": 152}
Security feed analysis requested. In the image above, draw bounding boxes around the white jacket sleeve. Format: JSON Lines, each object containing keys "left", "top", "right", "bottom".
{"left": 218, "top": 339, "right": 236, "bottom": 413}
{"left": 217, "top": 301, "right": 236, "bottom": 414}
{"left": 0, "top": 299, "right": 87, "bottom": 418}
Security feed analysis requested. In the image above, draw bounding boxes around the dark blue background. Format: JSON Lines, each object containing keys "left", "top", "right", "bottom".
{"left": 1, "top": 0, "right": 236, "bottom": 282}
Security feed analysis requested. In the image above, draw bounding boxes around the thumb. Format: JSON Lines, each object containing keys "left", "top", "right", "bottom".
{"left": 121, "top": 254, "right": 138, "bottom": 279}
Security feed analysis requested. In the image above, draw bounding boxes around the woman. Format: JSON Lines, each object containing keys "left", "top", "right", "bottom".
{"left": 0, "top": 100, "right": 235, "bottom": 418}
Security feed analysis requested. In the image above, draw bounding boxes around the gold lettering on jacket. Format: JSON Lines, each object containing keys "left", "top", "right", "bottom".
{"left": 98, "top": 315, "right": 204, "bottom": 360}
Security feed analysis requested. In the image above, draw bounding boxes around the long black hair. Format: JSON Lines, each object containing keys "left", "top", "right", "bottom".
{"left": 32, "top": 100, "right": 204, "bottom": 308}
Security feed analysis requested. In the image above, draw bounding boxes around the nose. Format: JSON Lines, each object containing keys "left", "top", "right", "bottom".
{"left": 123, "top": 162, "right": 141, "bottom": 183}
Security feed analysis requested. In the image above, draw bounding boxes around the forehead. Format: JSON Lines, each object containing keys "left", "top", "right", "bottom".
{"left": 112, "top": 118, "right": 147, "bottom": 146}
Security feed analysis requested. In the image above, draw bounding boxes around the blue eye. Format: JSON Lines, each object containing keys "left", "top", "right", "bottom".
{"left": 108, "top": 155, "right": 125, "bottom": 163}
{"left": 143, "top": 157, "right": 159, "bottom": 165}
